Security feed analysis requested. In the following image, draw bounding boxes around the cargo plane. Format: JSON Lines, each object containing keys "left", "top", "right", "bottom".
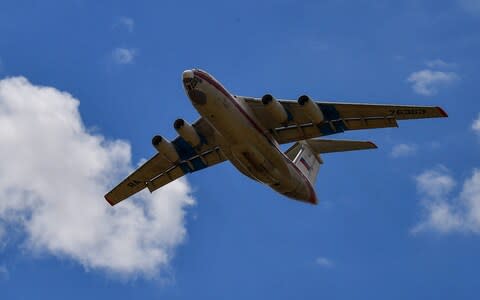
{"left": 105, "top": 69, "right": 447, "bottom": 206}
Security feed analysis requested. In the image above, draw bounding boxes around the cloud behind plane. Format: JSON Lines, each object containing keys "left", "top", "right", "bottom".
{"left": 0, "top": 77, "right": 195, "bottom": 278}
{"left": 116, "top": 17, "right": 135, "bottom": 33}
{"left": 412, "top": 166, "right": 480, "bottom": 234}
{"left": 112, "top": 48, "right": 137, "bottom": 64}
{"left": 425, "top": 59, "right": 457, "bottom": 69}
{"left": 315, "top": 257, "right": 334, "bottom": 268}
{"left": 472, "top": 114, "right": 480, "bottom": 135}
{"left": 391, "top": 143, "right": 417, "bottom": 158}
{"left": 407, "top": 69, "right": 459, "bottom": 96}
{"left": 459, "top": 0, "right": 480, "bottom": 15}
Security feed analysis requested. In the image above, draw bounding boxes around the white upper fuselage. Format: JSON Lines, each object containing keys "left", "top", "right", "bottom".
{"left": 182, "top": 69, "right": 317, "bottom": 204}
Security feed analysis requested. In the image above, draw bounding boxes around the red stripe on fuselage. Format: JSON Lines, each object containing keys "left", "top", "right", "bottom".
{"left": 193, "top": 70, "right": 317, "bottom": 204}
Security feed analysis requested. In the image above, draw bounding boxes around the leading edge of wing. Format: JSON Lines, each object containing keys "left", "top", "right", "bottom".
{"left": 243, "top": 97, "right": 448, "bottom": 121}
{"left": 298, "top": 100, "right": 448, "bottom": 120}
{"left": 292, "top": 101, "right": 447, "bottom": 121}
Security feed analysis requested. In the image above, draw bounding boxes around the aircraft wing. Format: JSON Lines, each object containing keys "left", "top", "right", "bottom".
{"left": 242, "top": 97, "right": 448, "bottom": 144}
{"left": 105, "top": 118, "right": 226, "bottom": 206}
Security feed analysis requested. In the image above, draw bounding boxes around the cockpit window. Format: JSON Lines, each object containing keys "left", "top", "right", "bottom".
{"left": 184, "top": 76, "right": 202, "bottom": 91}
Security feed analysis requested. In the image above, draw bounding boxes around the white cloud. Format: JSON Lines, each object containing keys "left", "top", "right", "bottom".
{"left": 315, "top": 257, "right": 333, "bottom": 268}
{"left": 0, "top": 265, "right": 8, "bottom": 280}
{"left": 472, "top": 114, "right": 480, "bottom": 134}
{"left": 415, "top": 166, "right": 456, "bottom": 199}
{"left": 459, "top": 0, "right": 480, "bottom": 15}
{"left": 412, "top": 166, "right": 480, "bottom": 234}
{"left": 0, "top": 77, "right": 195, "bottom": 278}
{"left": 391, "top": 143, "right": 417, "bottom": 158}
{"left": 112, "top": 48, "right": 136, "bottom": 64}
{"left": 0, "top": 226, "right": 5, "bottom": 250}
{"left": 115, "top": 17, "right": 135, "bottom": 33}
{"left": 407, "top": 69, "right": 459, "bottom": 96}
{"left": 425, "top": 59, "right": 456, "bottom": 69}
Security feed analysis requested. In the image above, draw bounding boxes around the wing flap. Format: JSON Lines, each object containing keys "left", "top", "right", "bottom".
{"left": 272, "top": 116, "right": 398, "bottom": 144}
{"left": 147, "top": 147, "right": 226, "bottom": 193}
{"left": 147, "top": 165, "right": 186, "bottom": 193}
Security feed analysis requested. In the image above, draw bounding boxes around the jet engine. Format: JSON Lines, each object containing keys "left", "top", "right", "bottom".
{"left": 261, "top": 94, "right": 288, "bottom": 124}
{"left": 298, "top": 95, "right": 324, "bottom": 124}
{"left": 152, "top": 135, "right": 180, "bottom": 162}
{"left": 174, "top": 118, "right": 201, "bottom": 147}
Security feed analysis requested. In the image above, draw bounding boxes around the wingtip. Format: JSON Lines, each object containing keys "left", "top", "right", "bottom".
{"left": 104, "top": 194, "right": 116, "bottom": 206}
{"left": 367, "top": 141, "right": 378, "bottom": 149}
{"left": 436, "top": 106, "right": 449, "bottom": 118}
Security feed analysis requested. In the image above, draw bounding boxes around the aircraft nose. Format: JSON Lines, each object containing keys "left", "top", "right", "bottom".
{"left": 182, "top": 70, "right": 195, "bottom": 80}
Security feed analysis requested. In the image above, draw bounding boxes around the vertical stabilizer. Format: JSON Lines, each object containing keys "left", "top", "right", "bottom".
{"left": 285, "top": 141, "right": 323, "bottom": 184}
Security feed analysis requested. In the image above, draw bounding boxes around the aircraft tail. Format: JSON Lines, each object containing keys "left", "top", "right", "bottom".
{"left": 284, "top": 139, "right": 377, "bottom": 183}
{"left": 285, "top": 141, "right": 322, "bottom": 184}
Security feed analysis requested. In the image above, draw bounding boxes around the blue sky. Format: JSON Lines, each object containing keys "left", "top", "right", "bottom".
{"left": 1, "top": 0, "right": 480, "bottom": 299}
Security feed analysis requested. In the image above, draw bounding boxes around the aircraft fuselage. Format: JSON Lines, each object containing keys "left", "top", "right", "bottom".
{"left": 182, "top": 69, "right": 317, "bottom": 204}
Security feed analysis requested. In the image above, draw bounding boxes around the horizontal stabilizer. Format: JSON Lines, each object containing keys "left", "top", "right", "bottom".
{"left": 306, "top": 139, "right": 377, "bottom": 154}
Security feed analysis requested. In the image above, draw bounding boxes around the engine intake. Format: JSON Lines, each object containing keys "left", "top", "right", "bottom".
{"left": 298, "top": 95, "right": 324, "bottom": 124}
{"left": 152, "top": 135, "right": 180, "bottom": 162}
{"left": 174, "top": 118, "right": 201, "bottom": 147}
{"left": 261, "top": 94, "right": 288, "bottom": 124}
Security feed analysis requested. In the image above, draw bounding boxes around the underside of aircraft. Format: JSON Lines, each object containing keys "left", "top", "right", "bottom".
{"left": 105, "top": 69, "right": 447, "bottom": 206}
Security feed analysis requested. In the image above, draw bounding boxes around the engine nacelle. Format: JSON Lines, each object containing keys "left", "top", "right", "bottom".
{"left": 174, "top": 118, "right": 201, "bottom": 147}
{"left": 261, "top": 94, "right": 288, "bottom": 124}
{"left": 298, "top": 95, "right": 324, "bottom": 124}
{"left": 152, "top": 135, "right": 180, "bottom": 162}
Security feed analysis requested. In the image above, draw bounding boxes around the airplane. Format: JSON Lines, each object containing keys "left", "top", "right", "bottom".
{"left": 105, "top": 69, "right": 448, "bottom": 206}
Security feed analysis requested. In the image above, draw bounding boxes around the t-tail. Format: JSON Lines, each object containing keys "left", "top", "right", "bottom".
{"left": 285, "top": 138, "right": 378, "bottom": 203}
{"left": 290, "top": 141, "right": 323, "bottom": 184}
